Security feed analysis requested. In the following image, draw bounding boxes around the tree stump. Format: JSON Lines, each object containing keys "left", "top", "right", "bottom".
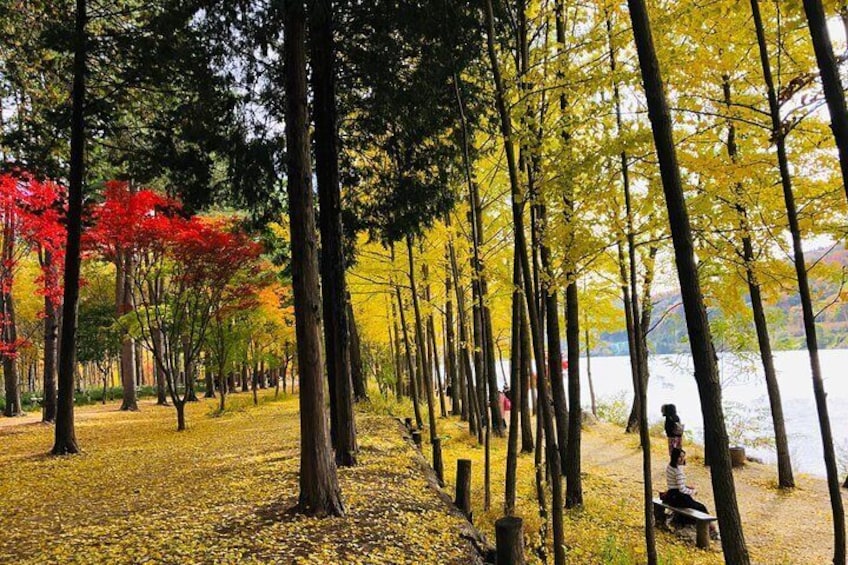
{"left": 455, "top": 458, "right": 472, "bottom": 521}
{"left": 412, "top": 430, "right": 422, "bottom": 448}
{"left": 495, "top": 516, "right": 525, "bottom": 564}
{"left": 432, "top": 437, "right": 444, "bottom": 486}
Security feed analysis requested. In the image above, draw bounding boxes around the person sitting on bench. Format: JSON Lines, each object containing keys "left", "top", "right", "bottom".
{"left": 664, "top": 448, "right": 718, "bottom": 539}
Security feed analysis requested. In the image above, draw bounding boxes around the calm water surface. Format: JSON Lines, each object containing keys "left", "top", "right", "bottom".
{"left": 499, "top": 349, "right": 848, "bottom": 477}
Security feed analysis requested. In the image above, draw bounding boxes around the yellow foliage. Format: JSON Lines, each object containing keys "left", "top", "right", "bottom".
{"left": 0, "top": 394, "right": 477, "bottom": 564}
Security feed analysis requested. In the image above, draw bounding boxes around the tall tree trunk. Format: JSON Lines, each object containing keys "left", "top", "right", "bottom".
{"left": 284, "top": 0, "right": 343, "bottom": 516}
{"left": 722, "top": 75, "right": 794, "bottom": 489}
{"left": 605, "top": 8, "right": 645, "bottom": 435}
{"left": 626, "top": 0, "right": 749, "bottom": 560}
{"left": 1, "top": 282, "right": 22, "bottom": 417}
{"left": 485, "top": 2, "right": 565, "bottom": 562}
{"left": 471, "top": 285, "right": 487, "bottom": 427}
{"left": 407, "top": 236, "right": 439, "bottom": 446}
{"left": 802, "top": 0, "right": 848, "bottom": 205}
{"left": 552, "top": 1, "right": 582, "bottom": 505}
{"left": 390, "top": 295, "right": 403, "bottom": 400}
{"left": 444, "top": 247, "right": 460, "bottom": 415}
{"left": 619, "top": 242, "right": 641, "bottom": 433}
{"left": 424, "top": 264, "right": 447, "bottom": 418}
{"left": 504, "top": 248, "right": 523, "bottom": 515}
{"left": 455, "top": 75, "right": 502, "bottom": 436}
{"left": 519, "top": 299, "right": 534, "bottom": 453}
{"left": 52, "top": 0, "right": 85, "bottom": 454}
{"left": 309, "top": 0, "right": 357, "bottom": 468}
{"left": 751, "top": 2, "right": 844, "bottom": 560}
{"left": 42, "top": 283, "right": 58, "bottom": 422}
{"left": 564, "top": 279, "right": 582, "bottom": 508}
{"left": 347, "top": 298, "right": 367, "bottom": 401}
{"left": 447, "top": 222, "right": 481, "bottom": 441}
{"left": 394, "top": 255, "right": 423, "bottom": 430}
{"left": 119, "top": 239, "right": 137, "bottom": 412}
{"left": 584, "top": 325, "right": 595, "bottom": 417}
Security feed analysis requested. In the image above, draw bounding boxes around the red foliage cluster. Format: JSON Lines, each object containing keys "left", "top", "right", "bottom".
{"left": 88, "top": 181, "right": 264, "bottom": 321}
{"left": 85, "top": 180, "right": 182, "bottom": 262}
{"left": 0, "top": 171, "right": 68, "bottom": 357}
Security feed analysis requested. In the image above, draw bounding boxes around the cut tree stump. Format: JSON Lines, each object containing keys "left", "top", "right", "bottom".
{"left": 495, "top": 516, "right": 525, "bottom": 564}
{"left": 455, "top": 458, "right": 472, "bottom": 522}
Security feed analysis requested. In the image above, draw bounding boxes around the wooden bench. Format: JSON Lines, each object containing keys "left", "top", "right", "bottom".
{"left": 653, "top": 498, "right": 717, "bottom": 549}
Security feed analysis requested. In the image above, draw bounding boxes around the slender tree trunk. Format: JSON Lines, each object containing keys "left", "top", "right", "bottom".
{"left": 455, "top": 75, "right": 502, "bottom": 436}
{"left": 584, "top": 325, "right": 595, "bottom": 417}
{"left": 722, "top": 75, "right": 794, "bottom": 489}
{"left": 444, "top": 248, "right": 460, "bottom": 415}
{"left": 564, "top": 280, "right": 582, "bottom": 508}
{"left": 751, "top": 2, "right": 843, "bottom": 559}
{"left": 347, "top": 297, "right": 367, "bottom": 401}
{"left": 52, "top": 0, "right": 85, "bottom": 455}
{"left": 309, "top": 0, "right": 357, "bottom": 466}
{"left": 394, "top": 256, "right": 423, "bottom": 430}
{"left": 119, "top": 249, "right": 137, "bottom": 411}
{"left": 802, "top": 0, "right": 848, "bottom": 205}
{"left": 424, "top": 265, "right": 447, "bottom": 418}
{"left": 471, "top": 285, "right": 487, "bottom": 428}
{"left": 619, "top": 243, "right": 641, "bottom": 433}
{"left": 407, "top": 236, "right": 439, "bottom": 446}
{"left": 154, "top": 329, "right": 168, "bottom": 405}
{"left": 390, "top": 296, "right": 403, "bottom": 400}
{"left": 135, "top": 340, "right": 144, "bottom": 387}
{"left": 627, "top": 0, "right": 749, "bottom": 560}
{"left": 41, "top": 254, "right": 58, "bottom": 423}
{"left": 447, "top": 221, "right": 482, "bottom": 440}
{"left": 205, "top": 357, "right": 215, "bottom": 399}
{"left": 519, "top": 299, "right": 534, "bottom": 453}
{"left": 284, "top": 0, "right": 343, "bottom": 516}
{"left": 485, "top": 2, "right": 564, "bottom": 562}
{"left": 1, "top": 285, "right": 22, "bottom": 417}
{"left": 505, "top": 249, "right": 522, "bottom": 515}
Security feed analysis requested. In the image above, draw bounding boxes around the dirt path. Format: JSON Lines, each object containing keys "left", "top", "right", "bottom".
{"left": 582, "top": 420, "right": 846, "bottom": 564}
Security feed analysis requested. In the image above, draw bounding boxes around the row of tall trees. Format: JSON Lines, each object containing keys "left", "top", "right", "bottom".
{"left": 343, "top": 1, "right": 847, "bottom": 563}
{"left": 2, "top": 0, "right": 847, "bottom": 561}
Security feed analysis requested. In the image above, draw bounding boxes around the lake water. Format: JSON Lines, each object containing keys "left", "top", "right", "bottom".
{"left": 500, "top": 349, "right": 848, "bottom": 477}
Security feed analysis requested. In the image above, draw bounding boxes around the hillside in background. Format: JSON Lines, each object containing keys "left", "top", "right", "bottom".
{"left": 596, "top": 245, "right": 847, "bottom": 355}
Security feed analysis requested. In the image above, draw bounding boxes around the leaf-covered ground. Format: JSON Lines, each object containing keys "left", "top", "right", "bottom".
{"left": 4, "top": 392, "right": 845, "bottom": 564}
{"left": 433, "top": 413, "right": 847, "bottom": 565}
{"left": 0, "top": 392, "right": 482, "bottom": 564}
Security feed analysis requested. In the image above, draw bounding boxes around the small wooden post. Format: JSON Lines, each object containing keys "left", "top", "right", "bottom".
{"left": 696, "top": 521, "right": 710, "bottom": 550}
{"left": 455, "top": 459, "right": 472, "bottom": 521}
{"left": 495, "top": 516, "right": 525, "bottom": 564}
{"left": 432, "top": 437, "right": 444, "bottom": 486}
{"left": 729, "top": 446, "right": 746, "bottom": 467}
{"left": 412, "top": 430, "right": 422, "bottom": 448}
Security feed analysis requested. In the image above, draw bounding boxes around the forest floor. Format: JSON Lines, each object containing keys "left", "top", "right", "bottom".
{"left": 2, "top": 392, "right": 844, "bottom": 564}
{"left": 0, "top": 391, "right": 484, "bottom": 564}
{"left": 434, "top": 410, "right": 847, "bottom": 565}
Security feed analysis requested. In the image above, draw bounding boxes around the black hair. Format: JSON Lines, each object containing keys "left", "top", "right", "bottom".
{"left": 670, "top": 447, "right": 684, "bottom": 467}
{"left": 662, "top": 404, "right": 677, "bottom": 418}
